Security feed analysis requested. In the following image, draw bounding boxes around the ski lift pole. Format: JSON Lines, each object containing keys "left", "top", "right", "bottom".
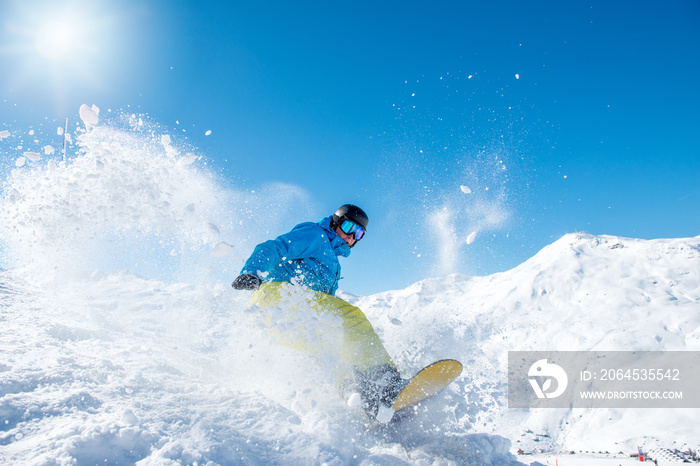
{"left": 62, "top": 117, "right": 68, "bottom": 163}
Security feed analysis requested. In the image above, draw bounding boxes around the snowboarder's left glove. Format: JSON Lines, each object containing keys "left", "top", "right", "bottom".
{"left": 232, "top": 273, "right": 262, "bottom": 290}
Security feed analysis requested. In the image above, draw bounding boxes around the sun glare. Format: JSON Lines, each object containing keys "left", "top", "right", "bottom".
{"left": 35, "top": 21, "right": 75, "bottom": 60}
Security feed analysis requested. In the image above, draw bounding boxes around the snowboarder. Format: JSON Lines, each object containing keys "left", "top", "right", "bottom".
{"left": 231, "top": 204, "right": 404, "bottom": 418}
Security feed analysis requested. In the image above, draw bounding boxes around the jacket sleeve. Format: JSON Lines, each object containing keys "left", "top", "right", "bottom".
{"left": 240, "top": 223, "right": 326, "bottom": 278}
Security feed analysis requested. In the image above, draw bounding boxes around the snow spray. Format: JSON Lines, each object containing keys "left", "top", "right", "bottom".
{"left": 0, "top": 110, "right": 313, "bottom": 286}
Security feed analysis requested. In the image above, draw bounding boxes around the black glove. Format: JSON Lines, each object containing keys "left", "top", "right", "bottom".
{"left": 232, "top": 273, "right": 262, "bottom": 290}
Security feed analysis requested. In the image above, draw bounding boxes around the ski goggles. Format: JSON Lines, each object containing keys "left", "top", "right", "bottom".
{"left": 340, "top": 219, "right": 366, "bottom": 241}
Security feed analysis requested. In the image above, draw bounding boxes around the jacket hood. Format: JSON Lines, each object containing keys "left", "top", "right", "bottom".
{"left": 318, "top": 215, "right": 351, "bottom": 258}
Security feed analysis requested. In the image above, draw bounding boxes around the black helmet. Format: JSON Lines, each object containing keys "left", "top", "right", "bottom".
{"left": 331, "top": 204, "right": 368, "bottom": 230}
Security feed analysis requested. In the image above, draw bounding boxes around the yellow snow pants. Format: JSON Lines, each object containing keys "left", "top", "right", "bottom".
{"left": 250, "top": 281, "right": 395, "bottom": 379}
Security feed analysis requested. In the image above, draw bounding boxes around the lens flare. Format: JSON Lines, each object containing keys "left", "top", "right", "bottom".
{"left": 35, "top": 21, "right": 75, "bottom": 60}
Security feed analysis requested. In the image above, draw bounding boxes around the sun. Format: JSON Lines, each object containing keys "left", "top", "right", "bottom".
{"left": 35, "top": 21, "right": 76, "bottom": 60}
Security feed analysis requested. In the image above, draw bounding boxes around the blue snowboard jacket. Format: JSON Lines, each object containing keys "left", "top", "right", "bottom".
{"left": 240, "top": 215, "right": 351, "bottom": 295}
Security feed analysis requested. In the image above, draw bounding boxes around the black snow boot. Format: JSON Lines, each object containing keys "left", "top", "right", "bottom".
{"left": 352, "top": 364, "right": 406, "bottom": 419}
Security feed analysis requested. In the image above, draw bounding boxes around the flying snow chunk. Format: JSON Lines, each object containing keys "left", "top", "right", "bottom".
{"left": 515, "top": 74, "right": 520, "bottom": 79}
{"left": 177, "top": 154, "right": 197, "bottom": 166}
{"left": 205, "top": 130, "right": 212, "bottom": 136}
{"left": 466, "top": 231, "right": 477, "bottom": 245}
{"left": 161, "top": 134, "right": 180, "bottom": 157}
{"left": 44, "top": 145, "right": 55, "bottom": 155}
{"left": 211, "top": 242, "right": 234, "bottom": 258}
{"left": 375, "top": 405, "right": 394, "bottom": 424}
{"left": 346, "top": 392, "right": 362, "bottom": 408}
{"left": 24, "top": 151, "right": 41, "bottom": 161}
{"left": 79, "top": 104, "right": 100, "bottom": 126}
{"left": 206, "top": 222, "right": 221, "bottom": 239}
{"left": 0, "top": 130, "right": 10, "bottom": 139}
{"left": 460, "top": 185, "right": 472, "bottom": 194}
{"left": 15, "top": 157, "right": 26, "bottom": 167}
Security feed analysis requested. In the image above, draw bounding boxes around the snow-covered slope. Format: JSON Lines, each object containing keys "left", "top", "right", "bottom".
{"left": 0, "top": 271, "right": 518, "bottom": 465}
{"left": 1, "top": 120, "right": 699, "bottom": 463}
{"left": 353, "top": 233, "right": 700, "bottom": 454}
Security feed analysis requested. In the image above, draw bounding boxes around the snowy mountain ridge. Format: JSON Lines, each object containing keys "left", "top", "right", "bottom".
{"left": 358, "top": 232, "right": 700, "bottom": 355}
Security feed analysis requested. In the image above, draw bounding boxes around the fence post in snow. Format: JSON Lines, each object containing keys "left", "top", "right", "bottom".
{"left": 62, "top": 118, "right": 68, "bottom": 163}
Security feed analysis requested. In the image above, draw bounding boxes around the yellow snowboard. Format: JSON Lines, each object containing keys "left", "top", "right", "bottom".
{"left": 379, "top": 359, "right": 462, "bottom": 422}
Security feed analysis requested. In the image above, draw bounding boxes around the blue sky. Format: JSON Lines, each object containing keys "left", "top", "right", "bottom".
{"left": 1, "top": 1, "right": 699, "bottom": 295}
